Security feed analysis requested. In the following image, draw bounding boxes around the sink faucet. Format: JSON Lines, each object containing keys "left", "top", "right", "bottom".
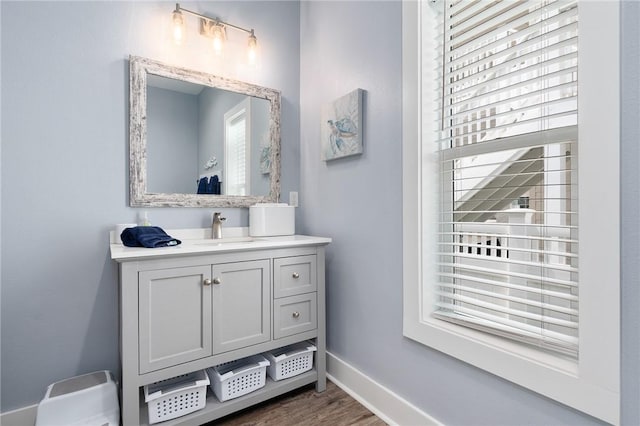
{"left": 211, "top": 212, "right": 226, "bottom": 239}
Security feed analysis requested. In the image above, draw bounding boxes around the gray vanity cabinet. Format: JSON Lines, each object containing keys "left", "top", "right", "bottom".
{"left": 113, "top": 242, "right": 328, "bottom": 426}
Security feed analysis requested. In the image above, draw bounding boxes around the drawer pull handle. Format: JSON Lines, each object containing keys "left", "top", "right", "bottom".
{"left": 213, "top": 277, "right": 222, "bottom": 285}
{"left": 292, "top": 311, "right": 300, "bottom": 319}
{"left": 203, "top": 278, "right": 212, "bottom": 286}
{"left": 292, "top": 272, "right": 300, "bottom": 279}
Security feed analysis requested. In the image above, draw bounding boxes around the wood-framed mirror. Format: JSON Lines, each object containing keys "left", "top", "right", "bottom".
{"left": 129, "top": 55, "right": 281, "bottom": 207}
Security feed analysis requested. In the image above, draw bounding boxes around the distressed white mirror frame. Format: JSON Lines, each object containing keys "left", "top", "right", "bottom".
{"left": 129, "top": 55, "right": 281, "bottom": 207}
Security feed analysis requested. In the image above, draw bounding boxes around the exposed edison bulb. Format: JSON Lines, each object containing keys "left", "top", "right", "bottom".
{"left": 172, "top": 9, "right": 185, "bottom": 45}
{"left": 247, "top": 32, "right": 258, "bottom": 66}
{"left": 211, "top": 24, "right": 225, "bottom": 56}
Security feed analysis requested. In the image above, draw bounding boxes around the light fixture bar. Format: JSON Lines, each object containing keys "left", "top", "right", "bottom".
{"left": 175, "top": 3, "right": 254, "bottom": 36}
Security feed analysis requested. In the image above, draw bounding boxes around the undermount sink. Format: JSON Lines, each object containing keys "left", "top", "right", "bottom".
{"left": 191, "top": 237, "right": 257, "bottom": 245}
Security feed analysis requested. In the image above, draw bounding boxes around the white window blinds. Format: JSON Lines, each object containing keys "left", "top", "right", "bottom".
{"left": 433, "top": 0, "right": 579, "bottom": 357}
{"left": 225, "top": 109, "right": 249, "bottom": 196}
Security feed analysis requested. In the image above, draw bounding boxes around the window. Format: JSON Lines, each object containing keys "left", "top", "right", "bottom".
{"left": 402, "top": 0, "right": 620, "bottom": 423}
{"left": 436, "top": 0, "right": 579, "bottom": 357}
{"left": 224, "top": 99, "right": 251, "bottom": 196}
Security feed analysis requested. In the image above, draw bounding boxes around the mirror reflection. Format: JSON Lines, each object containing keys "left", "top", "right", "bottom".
{"left": 146, "top": 75, "right": 272, "bottom": 197}
{"left": 129, "top": 55, "right": 281, "bottom": 208}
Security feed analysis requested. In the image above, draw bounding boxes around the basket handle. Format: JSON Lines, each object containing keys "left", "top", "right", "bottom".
{"left": 219, "top": 360, "right": 269, "bottom": 380}
{"left": 273, "top": 345, "right": 317, "bottom": 362}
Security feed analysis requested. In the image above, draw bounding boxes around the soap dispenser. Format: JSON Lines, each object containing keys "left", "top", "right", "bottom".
{"left": 139, "top": 211, "right": 152, "bottom": 226}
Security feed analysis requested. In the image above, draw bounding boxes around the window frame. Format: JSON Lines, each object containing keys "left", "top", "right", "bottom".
{"left": 402, "top": 1, "right": 620, "bottom": 423}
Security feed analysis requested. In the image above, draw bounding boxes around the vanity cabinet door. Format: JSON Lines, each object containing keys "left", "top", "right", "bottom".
{"left": 212, "top": 259, "right": 271, "bottom": 354}
{"left": 139, "top": 265, "right": 212, "bottom": 374}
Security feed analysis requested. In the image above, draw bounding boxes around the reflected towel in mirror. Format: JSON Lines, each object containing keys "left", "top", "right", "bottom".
{"left": 197, "top": 177, "right": 209, "bottom": 194}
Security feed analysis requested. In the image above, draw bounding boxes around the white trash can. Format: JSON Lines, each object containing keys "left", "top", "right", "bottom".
{"left": 35, "top": 370, "right": 120, "bottom": 426}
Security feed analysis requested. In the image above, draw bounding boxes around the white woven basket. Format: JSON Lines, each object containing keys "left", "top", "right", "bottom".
{"left": 264, "top": 342, "right": 316, "bottom": 381}
{"left": 208, "top": 355, "right": 269, "bottom": 402}
{"left": 143, "top": 370, "right": 209, "bottom": 424}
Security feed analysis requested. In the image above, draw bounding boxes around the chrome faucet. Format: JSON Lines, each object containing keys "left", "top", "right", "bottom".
{"left": 211, "top": 212, "right": 226, "bottom": 239}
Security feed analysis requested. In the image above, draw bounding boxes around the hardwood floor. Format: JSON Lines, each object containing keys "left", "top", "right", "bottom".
{"left": 207, "top": 380, "right": 387, "bottom": 426}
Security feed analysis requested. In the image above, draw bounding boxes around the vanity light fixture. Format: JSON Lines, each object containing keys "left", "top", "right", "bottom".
{"left": 171, "top": 6, "right": 186, "bottom": 45}
{"left": 171, "top": 3, "right": 258, "bottom": 63}
{"left": 247, "top": 31, "right": 257, "bottom": 65}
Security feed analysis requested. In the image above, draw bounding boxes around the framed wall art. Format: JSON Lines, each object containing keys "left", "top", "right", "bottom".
{"left": 321, "top": 89, "right": 364, "bottom": 161}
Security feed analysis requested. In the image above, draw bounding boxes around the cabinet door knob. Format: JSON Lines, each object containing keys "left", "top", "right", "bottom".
{"left": 292, "top": 272, "right": 300, "bottom": 279}
{"left": 203, "top": 278, "right": 212, "bottom": 286}
{"left": 213, "top": 277, "right": 222, "bottom": 284}
{"left": 292, "top": 311, "right": 300, "bottom": 319}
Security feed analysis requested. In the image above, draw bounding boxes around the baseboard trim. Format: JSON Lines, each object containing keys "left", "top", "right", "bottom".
{"left": 326, "top": 352, "right": 441, "bottom": 426}
{"left": 0, "top": 404, "right": 37, "bottom": 426}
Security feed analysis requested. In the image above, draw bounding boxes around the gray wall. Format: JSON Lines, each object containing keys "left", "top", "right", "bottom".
{"left": 0, "top": 0, "right": 300, "bottom": 411}
{"left": 147, "top": 86, "right": 199, "bottom": 194}
{"left": 620, "top": 2, "right": 640, "bottom": 425}
{"left": 298, "top": 1, "right": 639, "bottom": 425}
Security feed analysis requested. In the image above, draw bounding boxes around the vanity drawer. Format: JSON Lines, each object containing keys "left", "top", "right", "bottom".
{"left": 273, "top": 293, "right": 317, "bottom": 339}
{"left": 273, "top": 255, "right": 317, "bottom": 298}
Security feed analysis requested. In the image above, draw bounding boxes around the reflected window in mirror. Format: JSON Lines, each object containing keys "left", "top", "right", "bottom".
{"left": 224, "top": 99, "right": 249, "bottom": 196}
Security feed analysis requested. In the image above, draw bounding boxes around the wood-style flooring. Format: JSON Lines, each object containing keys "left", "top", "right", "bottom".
{"left": 207, "top": 380, "right": 387, "bottom": 426}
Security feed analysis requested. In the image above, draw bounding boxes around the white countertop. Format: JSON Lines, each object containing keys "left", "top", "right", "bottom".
{"left": 110, "top": 228, "right": 331, "bottom": 262}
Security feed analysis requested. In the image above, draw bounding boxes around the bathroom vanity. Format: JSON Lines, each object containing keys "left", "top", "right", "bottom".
{"left": 110, "top": 231, "right": 330, "bottom": 425}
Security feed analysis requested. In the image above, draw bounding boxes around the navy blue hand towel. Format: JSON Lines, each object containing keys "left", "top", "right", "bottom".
{"left": 206, "top": 175, "right": 219, "bottom": 194}
{"left": 197, "top": 177, "right": 209, "bottom": 194}
{"left": 211, "top": 175, "right": 221, "bottom": 195}
{"left": 120, "top": 226, "right": 181, "bottom": 248}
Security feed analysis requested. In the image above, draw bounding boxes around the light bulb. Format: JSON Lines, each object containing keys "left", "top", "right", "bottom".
{"left": 172, "top": 9, "right": 185, "bottom": 45}
{"left": 247, "top": 32, "right": 257, "bottom": 65}
{"left": 212, "top": 24, "right": 225, "bottom": 55}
